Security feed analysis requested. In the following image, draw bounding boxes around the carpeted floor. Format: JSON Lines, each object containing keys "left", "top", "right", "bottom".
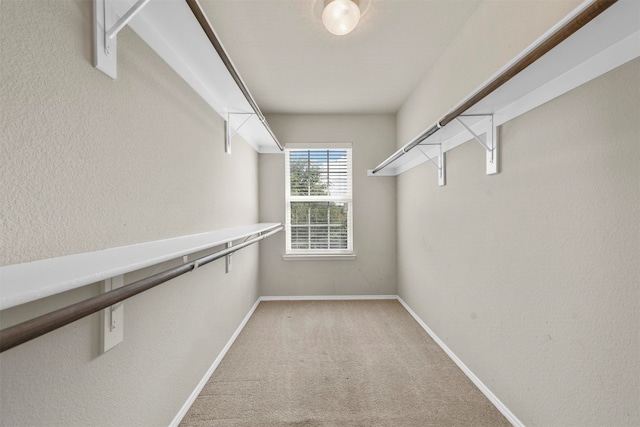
{"left": 180, "top": 300, "right": 511, "bottom": 426}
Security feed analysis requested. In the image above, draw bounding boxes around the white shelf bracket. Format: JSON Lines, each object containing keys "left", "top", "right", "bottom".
{"left": 455, "top": 115, "right": 498, "bottom": 175}
{"left": 417, "top": 143, "right": 446, "bottom": 186}
{"left": 93, "top": 0, "right": 151, "bottom": 79}
{"left": 225, "top": 242, "right": 233, "bottom": 273}
{"left": 101, "top": 275, "right": 124, "bottom": 353}
{"left": 225, "top": 113, "right": 255, "bottom": 154}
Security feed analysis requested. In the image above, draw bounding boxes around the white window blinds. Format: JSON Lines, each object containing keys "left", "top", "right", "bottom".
{"left": 285, "top": 148, "right": 353, "bottom": 254}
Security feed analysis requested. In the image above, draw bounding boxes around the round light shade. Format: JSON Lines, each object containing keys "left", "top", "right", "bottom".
{"left": 322, "top": 0, "right": 361, "bottom": 36}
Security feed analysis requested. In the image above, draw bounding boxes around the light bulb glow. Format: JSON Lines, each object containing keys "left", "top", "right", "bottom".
{"left": 322, "top": 0, "right": 361, "bottom": 36}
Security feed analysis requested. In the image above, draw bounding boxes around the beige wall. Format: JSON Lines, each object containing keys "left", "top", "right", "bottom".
{"left": 395, "top": 1, "right": 640, "bottom": 424}
{"left": 259, "top": 114, "right": 397, "bottom": 296}
{"left": 0, "top": 1, "right": 261, "bottom": 425}
{"left": 397, "top": 0, "right": 581, "bottom": 145}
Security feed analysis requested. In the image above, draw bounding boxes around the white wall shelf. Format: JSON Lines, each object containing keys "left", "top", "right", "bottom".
{"left": 369, "top": 0, "right": 640, "bottom": 179}
{"left": 0, "top": 223, "right": 281, "bottom": 311}
{"left": 94, "top": 0, "right": 281, "bottom": 153}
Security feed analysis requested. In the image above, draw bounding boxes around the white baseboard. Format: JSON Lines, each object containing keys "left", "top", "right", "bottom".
{"left": 169, "top": 297, "right": 262, "bottom": 427}
{"left": 396, "top": 297, "right": 524, "bottom": 427}
{"left": 259, "top": 295, "right": 398, "bottom": 301}
{"left": 171, "top": 294, "right": 523, "bottom": 427}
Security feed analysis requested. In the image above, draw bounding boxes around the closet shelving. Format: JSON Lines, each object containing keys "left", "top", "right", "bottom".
{"left": 368, "top": 0, "right": 639, "bottom": 183}
{"left": 93, "top": 0, "right": 282, "bottom": 153}
{"left": 0, "top": 223, "right": 282, "bottom": 311}
{"left": 0, "top": 223, "right": 282, "bottom": 352}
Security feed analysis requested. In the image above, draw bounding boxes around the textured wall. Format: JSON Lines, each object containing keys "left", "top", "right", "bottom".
{"left": 259, "top": 114, "right": 397, "bottom": 296}
{"left": 397, "top": 0, "right": 581, "bottom": 146}
{"left": 0, "top": 1, "right": 261, "bottom": 425}
{"left": 396, "top": 7, "right": 640, "bottom": 426}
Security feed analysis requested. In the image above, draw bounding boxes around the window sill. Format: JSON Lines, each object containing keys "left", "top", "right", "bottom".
{"left": 283, "top": 254, "right": 357, "bottom": 261}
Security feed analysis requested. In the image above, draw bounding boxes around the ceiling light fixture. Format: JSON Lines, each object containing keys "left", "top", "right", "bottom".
{"left": 322, "top": 0, "right": 361, "bottom": 36}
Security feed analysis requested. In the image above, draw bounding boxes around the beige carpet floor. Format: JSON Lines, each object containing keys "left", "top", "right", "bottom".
{"left": 180, "top": 300, "right": 511, "bottom": 426}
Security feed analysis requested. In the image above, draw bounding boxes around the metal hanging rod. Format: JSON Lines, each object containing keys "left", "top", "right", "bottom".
{"left": 0, "top": 226, "right": 283, "bottom": 353}
{"left": 184, "top": 0, "right": 283, "bottom": 152}
{"left": 371, "top": 0, "right": 617, "bottom": 174}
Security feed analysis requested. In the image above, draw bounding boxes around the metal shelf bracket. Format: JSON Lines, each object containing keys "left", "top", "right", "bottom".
{"left": 225, "top": 113, "right": 255, "bottom": 154}
{"left": 225, "top": 242, "right": 233, "bottom": 273}
{"left": 101, "top": 275, "right": 124, "bottom": 353}
{"left": 417, "top": 143, "right": 446, "bottom": 186}
{"left": 455, "top": 115, "right": 498, "bottom": 175}
{"left": 93, "top": 0, "right": 151, "bottom": 79}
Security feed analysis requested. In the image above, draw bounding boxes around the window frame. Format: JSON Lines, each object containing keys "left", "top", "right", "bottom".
{"left": 284, "top": 145, "right": 353, "bottom": 256}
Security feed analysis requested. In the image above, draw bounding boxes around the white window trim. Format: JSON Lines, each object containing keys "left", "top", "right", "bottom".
{"left": 284, "top": 145, "right": 354, "bottom": 257}
{"left": 282, "top": 254, "right": 357, "bottom": 261}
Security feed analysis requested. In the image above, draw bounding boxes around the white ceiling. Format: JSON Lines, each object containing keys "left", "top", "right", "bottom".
{"left": 200, "top": 0, "right": 482, "bottom": 114}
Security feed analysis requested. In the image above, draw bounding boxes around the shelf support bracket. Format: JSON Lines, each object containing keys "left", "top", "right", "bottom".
{"left": 93, "top": 0, "right": 151, "bottom": 79}
{"left": 225, "top": 113, "right": 255, "bottom": 154}
{"left": 456, "top": 115, "right": 498, "bottom": 175}
{"left": 101, "top": 275, "right": 124, "bottom": 353}
{"left": 417, "top": 143, "right": 446, "bottom": 187}
{"left": 225, "top": 242, "right": 233, "bottom": 273}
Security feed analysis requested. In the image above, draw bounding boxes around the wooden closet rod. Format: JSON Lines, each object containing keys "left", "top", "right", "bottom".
{"left": 0, "top": 226, "right": 282, "bottom": 353}
{"left": 371, "top": 0, "right": 617, "bottom": 174}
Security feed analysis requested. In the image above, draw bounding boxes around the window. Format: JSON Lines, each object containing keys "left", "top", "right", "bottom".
{"left": 285, "top": 147, "right": 353, "bottom": 255}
